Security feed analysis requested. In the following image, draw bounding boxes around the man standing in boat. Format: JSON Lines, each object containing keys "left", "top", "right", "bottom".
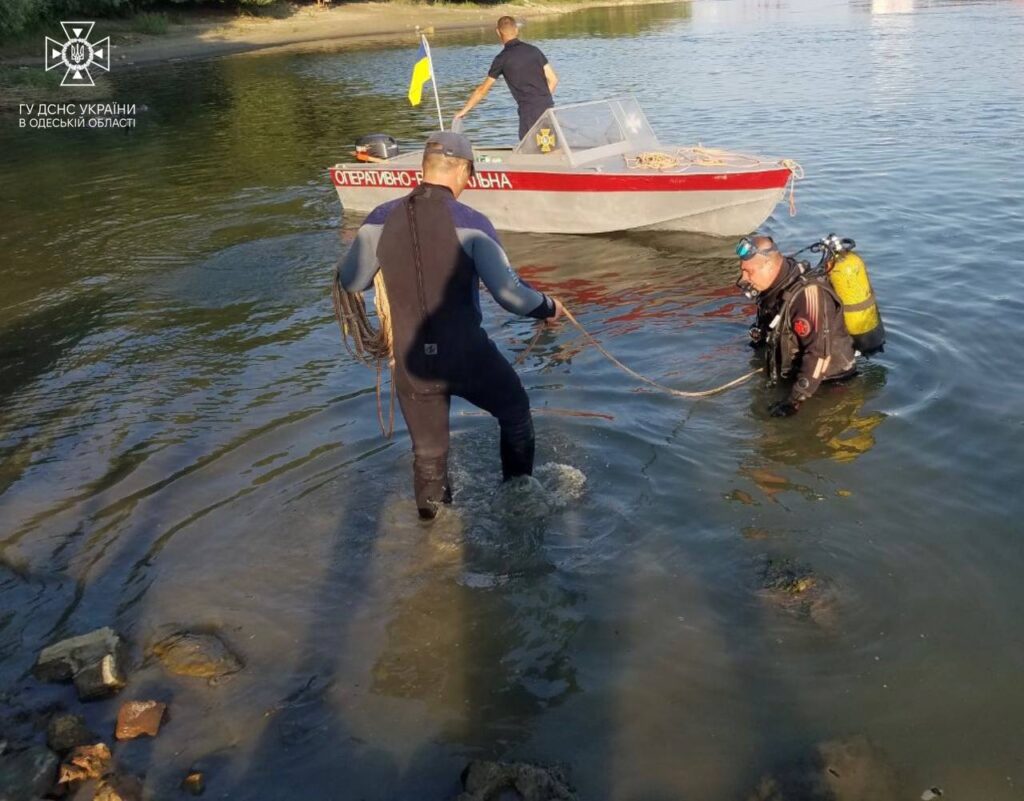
{"left": 454, "top": 16, "right": 559, "bottom": 141}
{"left": 338, "top": 131, "right": 564, "bottom": 519}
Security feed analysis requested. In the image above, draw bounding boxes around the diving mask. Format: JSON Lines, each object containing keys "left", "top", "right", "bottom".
{"left": 736, "top": 237, "right": 778, "bottom": 261}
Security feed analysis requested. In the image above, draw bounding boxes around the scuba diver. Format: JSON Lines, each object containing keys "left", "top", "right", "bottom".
{"left": 736, "top": 234, "right": 885, "bottom": 417}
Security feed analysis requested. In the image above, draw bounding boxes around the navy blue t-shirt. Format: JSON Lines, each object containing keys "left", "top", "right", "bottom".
{"left": 488, "top": 38, "right": 554, "bottom": 134}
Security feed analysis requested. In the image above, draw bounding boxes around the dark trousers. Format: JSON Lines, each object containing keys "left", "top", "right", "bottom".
{"left": 395, "top": 344, "right": 534, "bottom": 515}
{"left": 518, "top": 102, "right": 554, "bottom": 140}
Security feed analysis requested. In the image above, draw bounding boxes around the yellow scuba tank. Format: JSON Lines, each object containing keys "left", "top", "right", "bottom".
{"left": 825, "top": 239, "right": 885, "bottom": 354}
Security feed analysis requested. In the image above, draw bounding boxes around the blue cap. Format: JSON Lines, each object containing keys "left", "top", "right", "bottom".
{"left": 425, "top": 131, "right": 475, "bottom": 174}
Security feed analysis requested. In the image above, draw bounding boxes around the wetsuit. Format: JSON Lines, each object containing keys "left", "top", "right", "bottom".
{"left": 339, "top": 182, "right": 556, "bottom": 516}
{"left": 488, "top": 38, "right": 555, "bottom": 140}
{"left": 753, "top": 257, "right": 857, "bottom": 405}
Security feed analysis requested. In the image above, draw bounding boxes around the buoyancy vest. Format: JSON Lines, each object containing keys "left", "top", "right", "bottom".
{"left": 756, "top": 260, "right": 856, "bottom": 385}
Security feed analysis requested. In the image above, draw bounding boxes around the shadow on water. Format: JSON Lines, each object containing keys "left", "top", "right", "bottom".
{"left": 217, "top": 466, "right": 399, "bottom": 800}
{"left": 217, "top": 427, "right": 597, "bottom": 798}
{"left": 0, "top": 291, "right": 113, "bottom": 404}
{"left": 0, "top": 291, "right": 116, "bottom": 506}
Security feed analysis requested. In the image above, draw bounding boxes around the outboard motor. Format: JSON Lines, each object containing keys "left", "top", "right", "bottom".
{"left": 355, "top": 134, "right": 399, "bottom": 162}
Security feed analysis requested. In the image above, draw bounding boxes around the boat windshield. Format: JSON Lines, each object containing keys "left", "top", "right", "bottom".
{"left": 515, "top": 96, "right": 660, "bottom": 166}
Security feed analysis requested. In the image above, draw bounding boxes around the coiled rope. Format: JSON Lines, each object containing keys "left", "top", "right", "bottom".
{"left": 624, "top": 147, "right": 805, "bottom": 217}
{"left": 333, "top": 275, "right": 760, "bottom": 437}
{"left": 332, "top": 271, "right": 395, "bottom": 438}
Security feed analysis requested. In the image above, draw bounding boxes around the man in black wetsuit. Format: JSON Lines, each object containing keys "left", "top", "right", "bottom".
{"left": 338, "top": 132, "right": 564, "bottom": 519}
{"left": 454, "top": 16, "right": 559, "bottom": 140}
{"left": 737, "top": 235, "right": 857, "bottom": 417}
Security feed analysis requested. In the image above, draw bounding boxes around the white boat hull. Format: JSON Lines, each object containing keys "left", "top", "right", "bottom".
{"left": 331, "top": 162, "right": 791, "bottom": 236}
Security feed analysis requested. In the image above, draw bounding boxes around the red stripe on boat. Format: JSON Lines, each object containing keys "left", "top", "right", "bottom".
{"left": 330, "top": 167, "right": 791, "bottom": 192}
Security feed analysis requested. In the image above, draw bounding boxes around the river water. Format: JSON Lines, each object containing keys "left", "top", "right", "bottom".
{"left": 1, "top": 1, "right": 1023, "bottom": 798}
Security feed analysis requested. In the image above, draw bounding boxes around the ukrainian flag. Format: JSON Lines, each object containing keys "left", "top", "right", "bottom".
{"left": 408, "top": 38, "right": 432, "bottom": 106}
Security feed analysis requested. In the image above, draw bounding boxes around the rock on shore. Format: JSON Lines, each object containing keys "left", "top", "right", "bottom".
{"left": 0, "top": 745, "right": 59, "bottom": 801}
{"left": 33, "top": 628, "right": 128, "bottom": 700}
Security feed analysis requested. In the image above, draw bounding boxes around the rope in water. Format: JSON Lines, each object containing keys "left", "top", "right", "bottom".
{"left": 333, "top": 274, "right": 761, "bottom": 436}
{"left": 515, "top": 307, "right": 761, "bottom": 399}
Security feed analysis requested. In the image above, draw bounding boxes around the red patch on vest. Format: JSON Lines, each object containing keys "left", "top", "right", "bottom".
{"left": 793, "top": 317, "right": 812, "bottom": 337}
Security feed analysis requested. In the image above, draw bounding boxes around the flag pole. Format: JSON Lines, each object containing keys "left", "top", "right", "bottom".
{"left": 422, "top": 35, "right": 444, "bottom": 131}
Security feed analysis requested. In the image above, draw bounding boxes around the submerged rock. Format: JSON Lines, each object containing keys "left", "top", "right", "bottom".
{"left": 817, "top": 736, "right": 903, "bottom": 801}
{"left": 95, "top": 774, "right": 143, "bottom": 801}
{"left": 181, "top": 770, "right": 205, "bottom": 796}
{"left": 58, "top": 742, "right": 111, "bottom": 785}
{"left": 458, "top": 760, "right": 576, "bottom": 801}
{"left": 73, "top": 653, "right": 127, "bottom": 700}
{"left": 761, "top": 557, "right": 820, "bottom": 595}
{"left": 150, "top": 631, "right": 243, "bottom": 680}
{"left": 34, "top": 628, "right": 124, "bottom": 683}
{"left": 758, "top": 557, "right": 838, "bottom": 630}
{"left": 0, "top": 745, "right": 59, "bottom": 801}
{"left": 115, "top": 700, "right": 167, "bottom": 740}
{"left": 46, "top": 713, "right": 96, "bottom": 753}
{"left": 34, "top": 628, "right": 128, "bottom": 699}
{"left": 749, "top": 735, "right": 902, "bottom": 801}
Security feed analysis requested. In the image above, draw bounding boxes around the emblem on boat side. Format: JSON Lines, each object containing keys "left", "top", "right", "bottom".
{"left": 45, "top": 21, "right": 110, "bottom": 87}
{"left": 536, "top": 128, "right": 557, "bottom": 153}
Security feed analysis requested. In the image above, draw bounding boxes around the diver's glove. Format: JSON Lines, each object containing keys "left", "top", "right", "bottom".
{"left": 748, "top": 325, "right": 763, "bottom": 344}
{"left": 769, "top": 400, "right": 800, "bottom": 418}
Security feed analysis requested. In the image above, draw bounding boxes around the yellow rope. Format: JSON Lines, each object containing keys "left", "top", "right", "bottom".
{"left": 626, "top": 146, "right": 804, "bottom": 199}
{"left": 625, "top": 148, "right": 804, "bottom": 218}
{"left": 515, "top": 306, "right": 761, "bottom": 399}
{"left": 561, "top": 307, "right": 760, "bottom": 399}
{"left": 336, "top": 277, "right": 759, "bottom": 439}
{"left": 782, "top": 158, "right": 804, "bottom": 217}
{"left": 332, "top": 271, "right": 395, "bottom": 438}
{"left": 625, "top": 151, "right": 680, "bottom": 171}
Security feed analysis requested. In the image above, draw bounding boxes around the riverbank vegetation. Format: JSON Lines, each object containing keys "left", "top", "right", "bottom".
{"left": 0, "top": 0, "right": 515, "bottom": 41}
{"left": 0, "top": 0, "right": 645, "bottom": 69}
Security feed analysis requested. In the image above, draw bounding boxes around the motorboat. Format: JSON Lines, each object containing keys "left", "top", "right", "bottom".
{"left": 330, "top": 96, "right": 800, "bottom": 236}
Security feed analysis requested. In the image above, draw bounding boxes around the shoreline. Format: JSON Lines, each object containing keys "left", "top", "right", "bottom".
{"left": 1, "top": 0, "right": 682, "bottom": 70}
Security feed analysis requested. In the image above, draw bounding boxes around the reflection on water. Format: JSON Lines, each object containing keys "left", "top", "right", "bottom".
{"left": 871, "top": 0, "right": 916, "bottom": 13}
{"left": 2, "top": 0, "right": 1024, "bottom": 798}
{"left": 751, "top": 364, "right": 888, "bottom": 465}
